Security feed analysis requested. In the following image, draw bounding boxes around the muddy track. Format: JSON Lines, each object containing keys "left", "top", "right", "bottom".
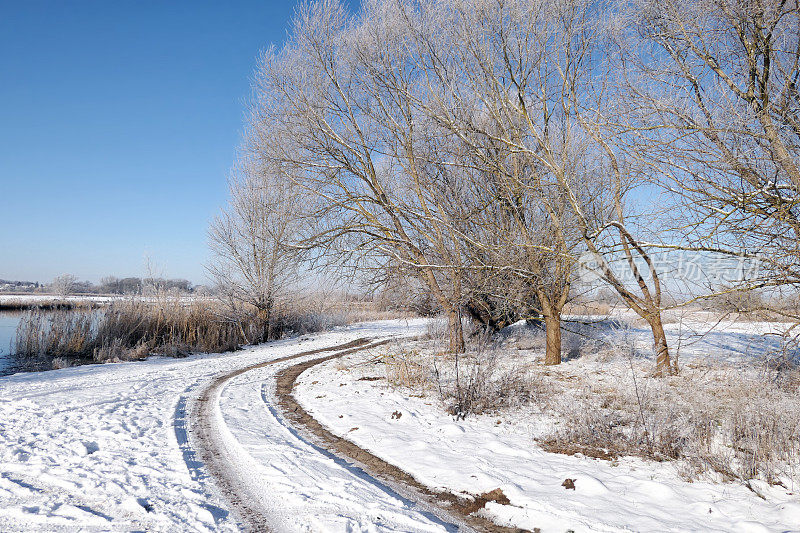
{"left": 188, "top": 338, "right": 372, "bottom": 532}
{"left": 275, "top": 346, "right": 531, "bottom": 533}
{"left": 191, "top": 336, "right": 529, "bottom": 532}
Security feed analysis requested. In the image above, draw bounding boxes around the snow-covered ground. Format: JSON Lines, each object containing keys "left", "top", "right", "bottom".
{"left": 0, "top": 294, "right": 212, "bottom": 307}
{"left": 0, "top": 319, "right": 448, "bottom": 532}
{"left": 561, "top": 310, "right": 797, "bottom": 365}
{"left": 0, "top": 295, "right": 119, "bottom": 306}
{"left": 2, "top": 314, "right": 799, "bottom": 532}
{"left": 295, "top": 318, "right": 800, "bottom": 532}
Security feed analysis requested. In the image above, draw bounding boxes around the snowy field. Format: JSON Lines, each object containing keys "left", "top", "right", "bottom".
{"left": 564, "top": 309, "right": 797, "bottom": 365}
{"left": 0, "top": 319, "right": 448, "bottom": 532}
{"left": 295, "top": 316, "right": 800, "bottom": 532}
{"left": 296, "top": 361, "right": 800, "bottom": 531}
{"left": 0, "top": 295, "right": 119, "bottom": 306}
{"left": 1, "top": 315, "right": 799, "bottom": 532}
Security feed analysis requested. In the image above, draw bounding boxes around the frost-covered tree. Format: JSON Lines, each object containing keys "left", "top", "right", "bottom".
{"left": 51, "top": 274, "right": 78, "bottom": 297}
{"left": 208, "top": 155, "right": 306, "bottom": 339}
{"left": 626, "top": 0, "right": 800, "bottom": 306}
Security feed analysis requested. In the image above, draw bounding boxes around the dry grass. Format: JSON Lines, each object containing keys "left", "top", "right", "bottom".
{"left": 384, "top": 349, "right": 429, "bottom": 389}
{"left": 14, "top": 308, "right": 96, "bottom": 358}
{"left": 563, "top": 301, "right": 613, "bottom": 315}
{"left": 13, "top": 295, "right": 352, "bottom": 368}
{"left": 383, "top": 318, "right": 800, "bottom": 487}
{"left": 431, "top": 349, "right": 537, "bottom": 418}
{"left": 533, "top": 343, "right": 800, "bottom": 486}
{"left": 383, "top": 321, "right": 544, "bottom": 417}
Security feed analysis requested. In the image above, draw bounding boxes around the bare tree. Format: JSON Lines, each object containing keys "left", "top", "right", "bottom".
{"left": 243, "top": 0, "right": 679, "bottom": 373}
{"left": 623, "top": 0, "right": 800, "bottom": 316}
{"left": 207, "top": 155, "right": 306, "bottom": 340}
{"left": 51, "top": 274, "right": 78, "bottom": 297}
{"left": 249, "top": 0, "right": 481, "bottom": 352}
{"left": 304, "top": 0, "right": 584, "bottom": 364}
{"left": 388, "top": 0, "right": 673, "bottom": 369}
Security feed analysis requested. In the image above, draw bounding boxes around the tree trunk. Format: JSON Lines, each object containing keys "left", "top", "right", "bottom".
{"left": 543, "top": 313, "right": 562, "bottom": 365}
{"left": 647, "top": 313, "right": 675, "bottom": 376}
{"left": 266, "top": 300, "right": 274, "bottom": 341}
{"left": 447, "top": 306, "right": 466, "bottom": 353}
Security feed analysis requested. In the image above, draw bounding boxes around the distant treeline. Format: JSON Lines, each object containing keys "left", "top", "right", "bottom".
{"left": 0, "top": 279, "right": 40, "bottom": 291}
{"left": 97, "top": 276, "right": 199, "bottom": 295}
{"left": 0, "top": 275, "right": 209, "bottom": 296}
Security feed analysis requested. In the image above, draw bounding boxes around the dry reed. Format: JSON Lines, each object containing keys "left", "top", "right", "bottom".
{"left": 13, "top": 296, "right": 351, "bottom": 366}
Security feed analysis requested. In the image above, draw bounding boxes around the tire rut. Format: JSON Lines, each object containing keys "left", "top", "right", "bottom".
{"left": 188, "top": 338, "right": 371, "bottom": 532}
{"left": 274, "top": 344, "right": 533, "bottom": 533}
{"left": 191, "top": 336, "right": 529, "bottom": 533}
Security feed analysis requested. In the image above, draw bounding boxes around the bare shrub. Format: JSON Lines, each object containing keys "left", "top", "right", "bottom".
{"left": 384, "top": 349, "right": 428, "bottom": 390}
{"left": 435, "top": 348, "right": 538, "bottom": 418}
{"left": 51, "top": 357, "right": 73, "bottom": 370}
{"left": 705, "top": 289, "right": 767, "bottom": 315}
{"left": 93, "top": 339, "right": 150, "bottom": 363}
{"left": 768, "top": 360, "right": 800, "bottom": 394}
{"left": 383, "top": 330, "right": 541, "bottom": 419}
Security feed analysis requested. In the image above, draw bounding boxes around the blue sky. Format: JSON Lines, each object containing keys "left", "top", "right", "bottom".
{"left": 0, "top": 1, "right": 337, "bottom": 285}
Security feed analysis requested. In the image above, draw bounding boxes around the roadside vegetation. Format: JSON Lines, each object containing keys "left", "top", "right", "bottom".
{"left": 371, "top": 316, "right": 800, "bottom": 489}
{"left": 12, "top": 294, "right": 387, "bottom": 369}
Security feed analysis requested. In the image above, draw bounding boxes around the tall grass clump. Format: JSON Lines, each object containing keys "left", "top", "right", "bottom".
{"left": 538, "top": 360, "right": 800, "bottom": 487}
{"left": 14, "top": 308, "right": 95, "bottom": 358}
{"left": 13, "top": 295, "right": 350, "bottom": 367}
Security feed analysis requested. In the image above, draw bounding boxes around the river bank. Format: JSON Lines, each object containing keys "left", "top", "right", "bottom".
{"left": 0, "top": 294, "right": 215, "bottom": 311}
{"left": 0, "top": 294, "right": 120, "bottom": 311}
{"left": 0, "top": 295, "right": 357, "bottom": 378}
{"left": 0, "top": 310, "right": 21, "bottom": 375}
{"left": 0, "top": 309, "right": 83, "bottom": 377}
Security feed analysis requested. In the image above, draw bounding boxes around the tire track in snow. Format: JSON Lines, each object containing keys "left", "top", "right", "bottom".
{"left": 173, "top": 394, "right": 231, "bottom": 526}
{"left": 258, "top": 346, "right": 462, "bottom": 532}
{"left": 274, "top": 349, "right": 530, "bottom": 533}
{"left": 186, "top": 338, "right": 377, "bottom": 532}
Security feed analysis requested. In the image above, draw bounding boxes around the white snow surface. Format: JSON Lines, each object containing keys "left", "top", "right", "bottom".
{"left": 295, "top": 322, "right": 800, "bottom": 533}
{"left": 0, "top": 319, "right": 452, "bottom": 532}
{"left": 3, "top": 313, "right": 800, "bottom": 532}
{"left": 0, "top": 295, "right": 120, "bottom": 305}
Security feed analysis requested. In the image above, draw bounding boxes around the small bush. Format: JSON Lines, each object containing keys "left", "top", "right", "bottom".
{"left": 384, "top": 350, "right": 428, "bottom": 389}
{"left": 51, "top": 357, "right": 74, "bottom": 370}
{"left": 93, "top": 338, "right": 151, "bottom": 362}
{"left": 383, "top": 332, "right": 543, "bottom": 418}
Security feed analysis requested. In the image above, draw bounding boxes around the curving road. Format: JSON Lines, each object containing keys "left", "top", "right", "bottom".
{"left": 186, "top": 335, "right": 468, "bottom": 532}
